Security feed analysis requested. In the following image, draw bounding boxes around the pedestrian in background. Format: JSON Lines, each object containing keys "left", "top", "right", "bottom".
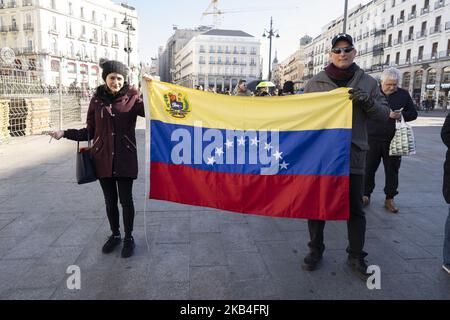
{"left": 363, "top": 67, "right": 418, "bottom": 213}
{"left": 233, "top": 79, "right": 253, "bottom": 96}
{"left": 302, "top": 33, "right": 390, "bottom": 280}
{"left": 49, "top": 59, "right": 148, "bottom": 258}
{"left": 282, "top": 80, "right": 295, "bottom": 95}
{"left": 440, "top": 112, "right": 450, "bottom": 275}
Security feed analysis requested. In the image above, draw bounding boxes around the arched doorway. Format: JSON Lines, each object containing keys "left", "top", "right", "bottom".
{"left": 412, "top": 69, "right": 423, "bottom": 106}
{"left": 440, "top": 66, "right": 450, "bottom": 110}
{"left": 401, "top": 72, "right": 411, "bottom": 90}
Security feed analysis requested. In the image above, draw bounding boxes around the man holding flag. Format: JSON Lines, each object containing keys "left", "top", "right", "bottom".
{"left": 302, "top": 33, "right": 390, "bottom": 280}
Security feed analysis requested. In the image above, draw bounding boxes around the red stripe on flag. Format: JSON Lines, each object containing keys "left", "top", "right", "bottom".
{"left": 150, "top": 162, "right": 349, "bottom": 220}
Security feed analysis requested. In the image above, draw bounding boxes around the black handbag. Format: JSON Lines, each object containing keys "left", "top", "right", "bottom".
{"left": 76, "top": 136, "right": 97, "bottom": 184}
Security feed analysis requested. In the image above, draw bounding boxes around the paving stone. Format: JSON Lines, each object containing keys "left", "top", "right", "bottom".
{"left": 190, "top": 232, "right": 226, "bottom": 267}
{"left": 189, "top": 266, "right": 230, "bottom": 299}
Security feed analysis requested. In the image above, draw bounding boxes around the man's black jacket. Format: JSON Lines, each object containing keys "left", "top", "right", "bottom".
{"left": 367, "top": 87, "right": 418, "bottom": 141}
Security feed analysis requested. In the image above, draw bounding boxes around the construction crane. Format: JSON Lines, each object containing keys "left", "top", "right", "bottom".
{"left": 202, "top": 1, "right": 300, "bottom": 29}
{"left": 202, "top": 0, "right": 223, "bottom": 28}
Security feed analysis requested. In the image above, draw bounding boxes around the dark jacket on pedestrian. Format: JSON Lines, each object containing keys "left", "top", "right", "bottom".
{"left": 367, "top": 87, "right": 418, "bottom": 142}
{"left": 304, "top": 65, "right": 390, "bottom": 175}
{"left": 64, "top": 84, "right": 145, "bottom": 179}
{"left": 441, "top": 112, "right": 450, "bottom": 203}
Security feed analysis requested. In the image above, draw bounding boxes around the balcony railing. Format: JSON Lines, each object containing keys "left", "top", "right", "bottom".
{"left": 408, "top": 12, "right": 417, "bottom": 20}
{"left": 14, "top": 47, "right": 34, "bottom": 55}
{"left": 416, "top": 30, "right": 427, "bottom": 38}
{"left": 413, "top": 54, "right": 439, "bottom": 63}
{"left": 7, "top": 2, "right": 18, "bottom": 8}
{"left": 387, "top": 21, "right": 394, "bottom": 28}
{"left": 90, "top": 37, "right": 99, "bottom": 43}
{"left": 397, "top": 17, "right": 405, "bottom": 25}
{"left": 404, "top": 34, "right": 414, "bottom": 42}
{"left": 9, "top": 25, "right": 19, "bottom": 32}
{"left": 430, "top": 25, "right": 442, "bottom": 34}
{"left": 0, "top": 26, "right": 8, "bottom": 32}
{"left": 23, "top": 23, "right": 33, "bottom": 31}
{"left": 22, "top": 0, "right": 33, "bottom": 6}
{"left": 199, "top": 61, "right": 205, "bottom": 64}
{"left": 439, "top": 50, "right": 450, "bottom": 58}
{"left": 49, "top": 27, "right": 59, "bottom": 35}
{"left": 421, "top": 6, "right": 430, "bottom": 15}
{"left": 435, "top": 0, "right": 445, "bottom": 9}
{"left": 394, "top": 38, "right": 403, "bottom": 45}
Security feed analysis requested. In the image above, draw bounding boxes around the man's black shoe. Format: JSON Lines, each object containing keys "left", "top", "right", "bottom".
{"left": 302, "top": 252, "right": 323, "bottom": 271}
{"left": 121, "top": 237, "right": 135, "bottom": 258}
{"left": 347, "top": 256, "right": 371, "bottom": 281}
{"left": 102, "top": 235, "right": 121, "bottom": 254}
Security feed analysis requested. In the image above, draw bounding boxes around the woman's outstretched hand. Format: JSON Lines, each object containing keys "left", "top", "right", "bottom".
{"left": 48, "top": 130, "right": 64, "bottom": 140}
{"left": 142, "top": 74, "right": 154, "bottom": 81}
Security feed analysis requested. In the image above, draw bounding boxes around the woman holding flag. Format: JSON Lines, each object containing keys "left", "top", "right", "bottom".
{"left": 49, "top": 59, "right": 151, "bottom": 258}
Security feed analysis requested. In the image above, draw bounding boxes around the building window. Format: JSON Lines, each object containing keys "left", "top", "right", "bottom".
{"left": 432, "top": 42, "right": 438, "bottom": 58}
{"left": 418, "top": 45, "right": 424, "bottom": 60}
{"left": 67, "top": 62, "right": 76, "bottom": 73}
{"left": 402, "top": 72, "right": 411, "bottom": 88}
{"left": 51, "top": 59, "right": 60, "bottom": 72}
{"left": 427, "top": 69, "right": 436, "bottom": 84}
{"left": 406, "top": 49, "right": 411, "bottom": 62}
{"left": 413, "top": 70, "right": 423, "bottom": 88}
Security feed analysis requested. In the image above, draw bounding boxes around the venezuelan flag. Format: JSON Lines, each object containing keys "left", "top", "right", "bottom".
{"left": 144, "top": 81, "right": 352, "bottom": 220}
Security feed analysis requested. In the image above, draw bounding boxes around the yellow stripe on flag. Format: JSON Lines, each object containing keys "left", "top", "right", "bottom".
{"left": 146, "top": 80, "right": 352, "bottom": 131}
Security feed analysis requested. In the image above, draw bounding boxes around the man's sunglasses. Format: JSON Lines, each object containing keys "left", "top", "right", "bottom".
{"left": 331, "top": 46, "right": 354, "bottom": 54}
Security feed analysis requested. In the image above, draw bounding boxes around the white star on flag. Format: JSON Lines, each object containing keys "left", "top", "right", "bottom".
{"left": 207, "top": 156, "right": 216, "bottom": 165}
{"left": 225, "top": 139, "right": 234, "bottom": 149}
{"left": 272, "top": 150, "right": 283, "bottom": 160}
{"left": 264, "top": 142, "right": 273, "bottom": 151}
{"left": 250, "top": 137, "right": 260, "bottom": 146}
{"left": 237, "top": 136, "right": 246, "bottom": 146}
{"left": 215, "top": 147, "right": 224, "bottom": 157}
{"left": 279, "top": 161, "right": 289, "bottom": 170}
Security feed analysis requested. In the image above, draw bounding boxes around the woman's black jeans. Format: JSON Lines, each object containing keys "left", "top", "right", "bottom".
{"left": 99, "top": 177, "right": 135, "bottom": 238}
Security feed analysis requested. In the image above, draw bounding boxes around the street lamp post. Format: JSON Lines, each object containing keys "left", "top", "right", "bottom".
{"left": 262, "top": 17, "right": 280, "bottom": 81}
{"left": 121, "top": 13, "right": 135, "bottom": 69}
{"left": 343, "top": 0, "right": 349, "bottom": 33}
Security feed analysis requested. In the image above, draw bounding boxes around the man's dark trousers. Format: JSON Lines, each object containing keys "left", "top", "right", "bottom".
{"left": 307, "top": 174, "right": 367, "bottom": 259}
{"left": 364, "top": 139, "right": 401, "bottom": 199}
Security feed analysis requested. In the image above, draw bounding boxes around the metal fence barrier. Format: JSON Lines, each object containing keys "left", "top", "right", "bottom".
{"left": 1, "top": 60, "right": 90, "bottom": 144}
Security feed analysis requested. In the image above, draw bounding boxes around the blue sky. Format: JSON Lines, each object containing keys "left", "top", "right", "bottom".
{"left": 126, "top": 0, "right": 367, "bottom": 67}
